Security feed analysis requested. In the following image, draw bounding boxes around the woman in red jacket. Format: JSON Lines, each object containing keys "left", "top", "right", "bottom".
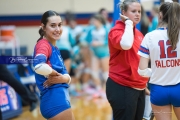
{"left": 106, "top": 0, "right": 149, "bottom": 120}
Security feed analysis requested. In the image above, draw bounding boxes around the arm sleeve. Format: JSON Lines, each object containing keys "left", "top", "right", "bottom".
{"left": 138, "top": 34, "right": 150, "bottom": 59}
{"left": 120, "top": 20, "right": 134, "bottom": 50}
{"left": 34, "top": 63, "right": 52, "bottom": 75}
{"left": 108, "top": 20, "right": 133, "bottom": 50}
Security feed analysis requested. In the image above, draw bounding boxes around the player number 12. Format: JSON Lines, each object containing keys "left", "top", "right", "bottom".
{"left": 158, "top": 40, "right": 177, "bottom": 59}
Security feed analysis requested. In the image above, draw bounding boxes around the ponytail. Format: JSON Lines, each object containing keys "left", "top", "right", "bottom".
{"left": 167, "top": 2, "right": 180, "bottom": 50}
{"left": 37, "top": 28, "right": 44, "bottom": 42}
{"left": 160, "top": 2, "right": 180, "bottom": 50}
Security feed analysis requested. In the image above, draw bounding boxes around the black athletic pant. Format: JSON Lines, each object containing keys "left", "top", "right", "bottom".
{"left": 0, "top": 110, "right": 2, "bottom": 120}
{"left": 0, "top": 64, "right": 37, "bottom": 119}
{"left": 106, "top": 77, "right": 145, "bottom": 120}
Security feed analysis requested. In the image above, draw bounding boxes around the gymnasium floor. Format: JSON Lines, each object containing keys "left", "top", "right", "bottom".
{"left": 12, "top": 96, "right": 112, "bottom": 120}
{"left": 10, "top": 92, "right": 178, "bottom": 120}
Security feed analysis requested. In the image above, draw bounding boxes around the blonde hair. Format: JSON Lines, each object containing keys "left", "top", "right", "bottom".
{"left": 118, "top": 0, "right": 140, "bottom": 12}
{"left": 152, "top": 5, "right": 160, "bottom": 14}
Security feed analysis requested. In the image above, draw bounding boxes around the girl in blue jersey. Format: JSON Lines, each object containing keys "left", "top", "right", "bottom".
{"left": 138, "top": 2, "right": 180, "bottom": 120}
{"left": 33, "top": 10, "right": 75, "bottom": 120}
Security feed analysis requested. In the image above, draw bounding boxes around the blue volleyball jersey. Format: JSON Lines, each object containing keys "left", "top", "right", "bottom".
{"left": 33, "top": 39, "right": 69, "bottom": 95}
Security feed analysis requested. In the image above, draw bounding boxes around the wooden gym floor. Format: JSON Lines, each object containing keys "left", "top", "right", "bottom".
{"left": 12, "top": 96, "right": 112, "bottom": 120}
{"left": 11, "top": 96, "right": 177, "bottom": 120}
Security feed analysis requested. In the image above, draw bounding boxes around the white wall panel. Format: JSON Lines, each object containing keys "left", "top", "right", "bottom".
{"left": 0, "top": 0, "right": 113, "bottom": 15}
{"left": 0, "top": 0, "right": 72, "bottom": 15}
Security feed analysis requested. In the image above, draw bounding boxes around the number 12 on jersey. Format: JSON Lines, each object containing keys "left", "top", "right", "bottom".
{"left": 158, "top": 40, "right": 177, "bottom": 59}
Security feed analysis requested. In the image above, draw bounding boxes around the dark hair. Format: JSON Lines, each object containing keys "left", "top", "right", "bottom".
{"left": 92, "top": 14, "right": 106, "bottom": 25}
{"left": 119, "top": 0, "right": 140, "bottom": 12}
{"left": 64, "top": 11, "right": 76, "bottom": 24}
{"left": 37, "top": 10, "right": 59, "bottom": 42}
{"left": 99, "top": 8, "right": 106, "bottom": 14}
{"left": 159, "top": 2, "right": 180, "bottom": 49}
